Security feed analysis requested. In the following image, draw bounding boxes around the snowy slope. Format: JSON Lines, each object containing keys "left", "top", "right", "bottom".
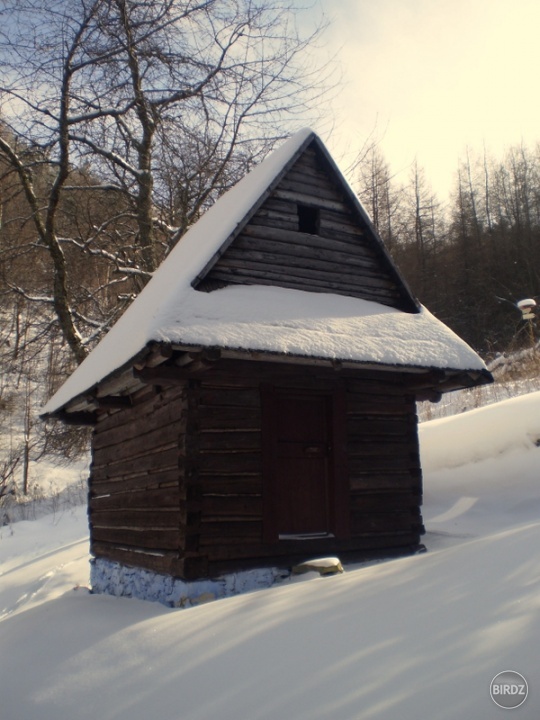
{"left": 2, "top": 392, "right": 540, "bottom": 719}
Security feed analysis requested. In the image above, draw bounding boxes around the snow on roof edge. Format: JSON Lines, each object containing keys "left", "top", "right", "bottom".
{"left": 41, "top": 129, "right": 489, "bottom": 416}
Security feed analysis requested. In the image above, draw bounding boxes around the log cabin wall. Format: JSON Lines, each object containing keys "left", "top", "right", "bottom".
{"left": 182, "top": 359, "right": 423, "bottom": 579}
{"left": 87, "top": 359, "right": 423, "bottom": 581}
{"left": 89, "top": 384, "right": 188, "bottom": 577}
{"left": 195, "top": 145, "right": 415, "bottom": 312}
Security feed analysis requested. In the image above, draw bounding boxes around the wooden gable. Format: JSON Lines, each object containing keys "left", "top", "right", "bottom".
{"left": 193, "top": 137, "right": 419, "bottom": 313}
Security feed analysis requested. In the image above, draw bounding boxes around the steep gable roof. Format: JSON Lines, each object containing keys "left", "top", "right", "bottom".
{"left": 192, "top": 132, "right": 419, "bottom": 313}
{"left": 42, "top": 129, "right": 489, "bottom": 417}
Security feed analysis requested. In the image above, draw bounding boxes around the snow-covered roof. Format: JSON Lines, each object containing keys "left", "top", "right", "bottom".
{"left": 43, "top": 129, "right": 488, "bottom": 416}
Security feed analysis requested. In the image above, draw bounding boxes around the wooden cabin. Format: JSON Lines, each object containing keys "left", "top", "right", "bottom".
{"left": 42, "top": 129, "right": 492, "bottom": 604}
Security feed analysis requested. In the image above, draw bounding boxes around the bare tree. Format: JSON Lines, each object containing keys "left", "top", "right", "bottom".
{"left": 0, "top": 0, "right": 330, "bottom": 360}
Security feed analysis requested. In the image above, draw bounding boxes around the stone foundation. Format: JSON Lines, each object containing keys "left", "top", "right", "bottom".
{"left": 90, "top": 557, "right": 291, "bottom": 607}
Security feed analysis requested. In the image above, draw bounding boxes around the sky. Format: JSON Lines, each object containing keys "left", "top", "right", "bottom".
{"left": 303, "top": 0, "right": 540, "bottom": 199}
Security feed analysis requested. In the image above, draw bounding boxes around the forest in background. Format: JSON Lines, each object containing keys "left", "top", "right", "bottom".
{"left": 1, "top": 1, "right": 539, "bottom": 500}
{"left": 357, "top": 143, "right": 540, "bottom": 355}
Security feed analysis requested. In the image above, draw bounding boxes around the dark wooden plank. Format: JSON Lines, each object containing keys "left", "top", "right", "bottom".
{"left": 212, "top": 255, "right": 395, "bottom": 290}
{"left": 92, "top": 526, "right": 181, "bottom": 550}
{"left": 201, "top": 495, "right": 263, "bottom": 518}
{"left": 348, "top": 455, "right": 420, "bottom": 473}
{"left": 204, "top": 532, "right": 421, "bottom": 563}
{"left": 198, "top": 452, "right": 262, "bottom": 475}
{"left": 349, "top": 494, "right": 421, "bottom": 512}
{"left": 95, "top": 385, "right": 185, "bottom": 437}
{"left": 92, "top": 447, "right": 179, "bottom": 479}
{"left": 241, "top": 222, "right": 371, "bottom": 253}
{"left": 91, "top": 541, "right": 181, "bottom": 576}
{"left": 199, "top": 475, "right": 263, "bottom": 495}
{"left": 91, "top": 508, "right": 182, "bottom": 528}
{"left": 272, "top": 188, "right": 347, "bottom": 212}
{"left": 221, "top": 246, "right": 391, "bottom": 284}
{"left": 285, "top": 167, "right": 342, "bottom": 193}
{"left": 350, "top": 512, "right": 419, "bottom": 534}
{"left": 277, "top": 176, "right": 345, "bottom": 203}
{"left": 199, "top": 431, "right": 261, "bottom": 452}
{"left": 207, "top": 267, "right": 399, "bottom": 303}
{"left": 198, "top": 519, "right": 262, "bottom": 541}
{"left": 233, "top": 234, "right": 377, "bottom": 271}
{"left": 347, "top": 419, "right": 415, "bottom": 438}
{"left": 93, "top": 401, "right": 185, "bottom": 450}
{"left": 93, "top": 422, "right": 183, "bottom": 465}
{"left": 91, "top": 468, "right": 180, "bottom": 495}
{"left": 347, "top": 400, "right": 415, "bottom": 417}
{"left": 349, "top": 473, "right": 420, "bottom": 492}
{"left": 198, "top": 405, "right": 261, "bottom": 431}
{"left": 347, "top": 442, "right": 417, "bottom": 457}
{"left": 198, "top": 387, "right": 260, "bottom": 408}
{"left": 89, "top": 487, "right": 180, "bottom": 510}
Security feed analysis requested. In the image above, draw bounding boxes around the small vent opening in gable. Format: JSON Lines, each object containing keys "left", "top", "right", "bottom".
{"left": 297, "top": 204, "right": 319, "bottom": 234}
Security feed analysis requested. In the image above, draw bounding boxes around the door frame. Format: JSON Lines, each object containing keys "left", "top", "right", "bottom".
{"left": 261, "top": 384, "right": 350, "bottom": 543}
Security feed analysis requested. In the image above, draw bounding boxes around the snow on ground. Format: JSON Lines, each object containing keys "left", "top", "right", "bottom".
{"left": 2, "top": 392, "right": 540, "bottom": 719}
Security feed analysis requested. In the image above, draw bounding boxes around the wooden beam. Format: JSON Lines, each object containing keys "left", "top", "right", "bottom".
{"left": 87, "top": 395, "right": 132, "bottom": 409}
{"left": 133, "top": 342, "right": 173, "bottom": 371}
{"left": 135, "top": 350, "right": 221, "bottom": 385}
{"left": 55, "top": 410, "right": 97, "bottom": 426}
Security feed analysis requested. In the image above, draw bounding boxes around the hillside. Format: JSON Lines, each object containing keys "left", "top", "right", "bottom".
{"left": 1, "top": 391, "right": 539, "bottom": 719}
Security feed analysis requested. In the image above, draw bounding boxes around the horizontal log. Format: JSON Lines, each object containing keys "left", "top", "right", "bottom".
{"left": 198, "top": 452, "right": 262, "bottom": 475}
{"left": 278, "top": 176, "right": 344, "bottom": 203}
{"left": 90, "top": 487, "right": 180, "bottom": 510}
{"left": 285, "top": 167, "right": 341, "bottom": 192}
{"left": 95, "top": 386, "right": 185, "bottom": 436}
{"left": 207, "top": 267, "right": 398, "bottom": 304}
{"left": 250, "top": 213, "right": 299, "bottom": 232}
{"left": 221, "top": 247, "right": 390, "bottom": 286}
{"left": 347, "top": 418, "right": 415, "bottom": 437}
{"left": 350, "top": 512, "right": 419, "bottom": 534}
{"left": 213, "top": 253, "right": 395, "bottom": 290}
{"left": 273, "top": 188, "right": 347, "bottom": 212}
{"left": 92, "top": 526, "right": 181, "bottom": 551}
{"left": 349, "top": 475, "right": 421, "bottom": 492}
{"left": 93, "top": 401, "right": 185, "bottom": 450}
{"left": 201, "top": 495, "right": 262, "bottom": 518}
{"left": 91, "top": 508, "right": 182, "bottom": 529}
{"left": 93, "top": 422, "right": 183, "bottom": 465}
{"left": 91, "top": 468, "right": 180, "bottom": 495}
{"left": 349, "top": 494, "right": 420, "bottom": 512}
{"left": 258, "top": 196, "right": 295, "bottom": 214}
{"left": 347, "top": 442, "right": 417, "bottom": 458}
{"left": 348, "top": 455, "right": 420, "bottom": 473}
{"left": 344, "top": 377, "right": 409, "bottom": 395}
{"left": 198, "top": 519, "right": 262, "bottom": 541}
{"left": 203, "top": 532, "right": 420, "bottom": 564}
{"left": 198, "top": 405, "right": 261, "bottom": 431}
{"left": 241, "top": 223, "right": 374, "bottom": 255}
{"left": 199, "top": 431, "right": 261, "bottom": 452}
{"left": 198, "top": 387, "right": 260, "bottom": 408}
{"left": 198, "top": 476, "right": 263, "bottom": 495}
{"left": 319, "top": 216, "right": 366, "bottom": 238}
{"left": 92, "top": 447, "right": 179, "bottom": 479}
{"left": 347, "top": 401, "right": 415, "bottom": 417}
{"left": 233, "top": 234, "right": 377, "bottom": 272}
{"left": 91, "top": 541, "right": 181, "bottom": 576}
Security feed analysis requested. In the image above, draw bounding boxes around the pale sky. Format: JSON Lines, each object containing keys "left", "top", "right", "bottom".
{"left": 302, "top": 0, "right": 540, "bottom": 199}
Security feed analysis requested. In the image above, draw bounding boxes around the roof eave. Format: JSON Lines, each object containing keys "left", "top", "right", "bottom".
{"left": 44, "top": 344, "right": 493, "bottom": 421}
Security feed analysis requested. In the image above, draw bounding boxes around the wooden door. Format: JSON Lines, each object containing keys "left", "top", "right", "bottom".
{"left": 264, "top": 391, "right": 333, "bottom": 538}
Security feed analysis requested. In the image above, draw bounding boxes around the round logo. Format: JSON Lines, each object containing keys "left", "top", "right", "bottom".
{"left": 490, "top": 671, "right": 528, "bottom": 709}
